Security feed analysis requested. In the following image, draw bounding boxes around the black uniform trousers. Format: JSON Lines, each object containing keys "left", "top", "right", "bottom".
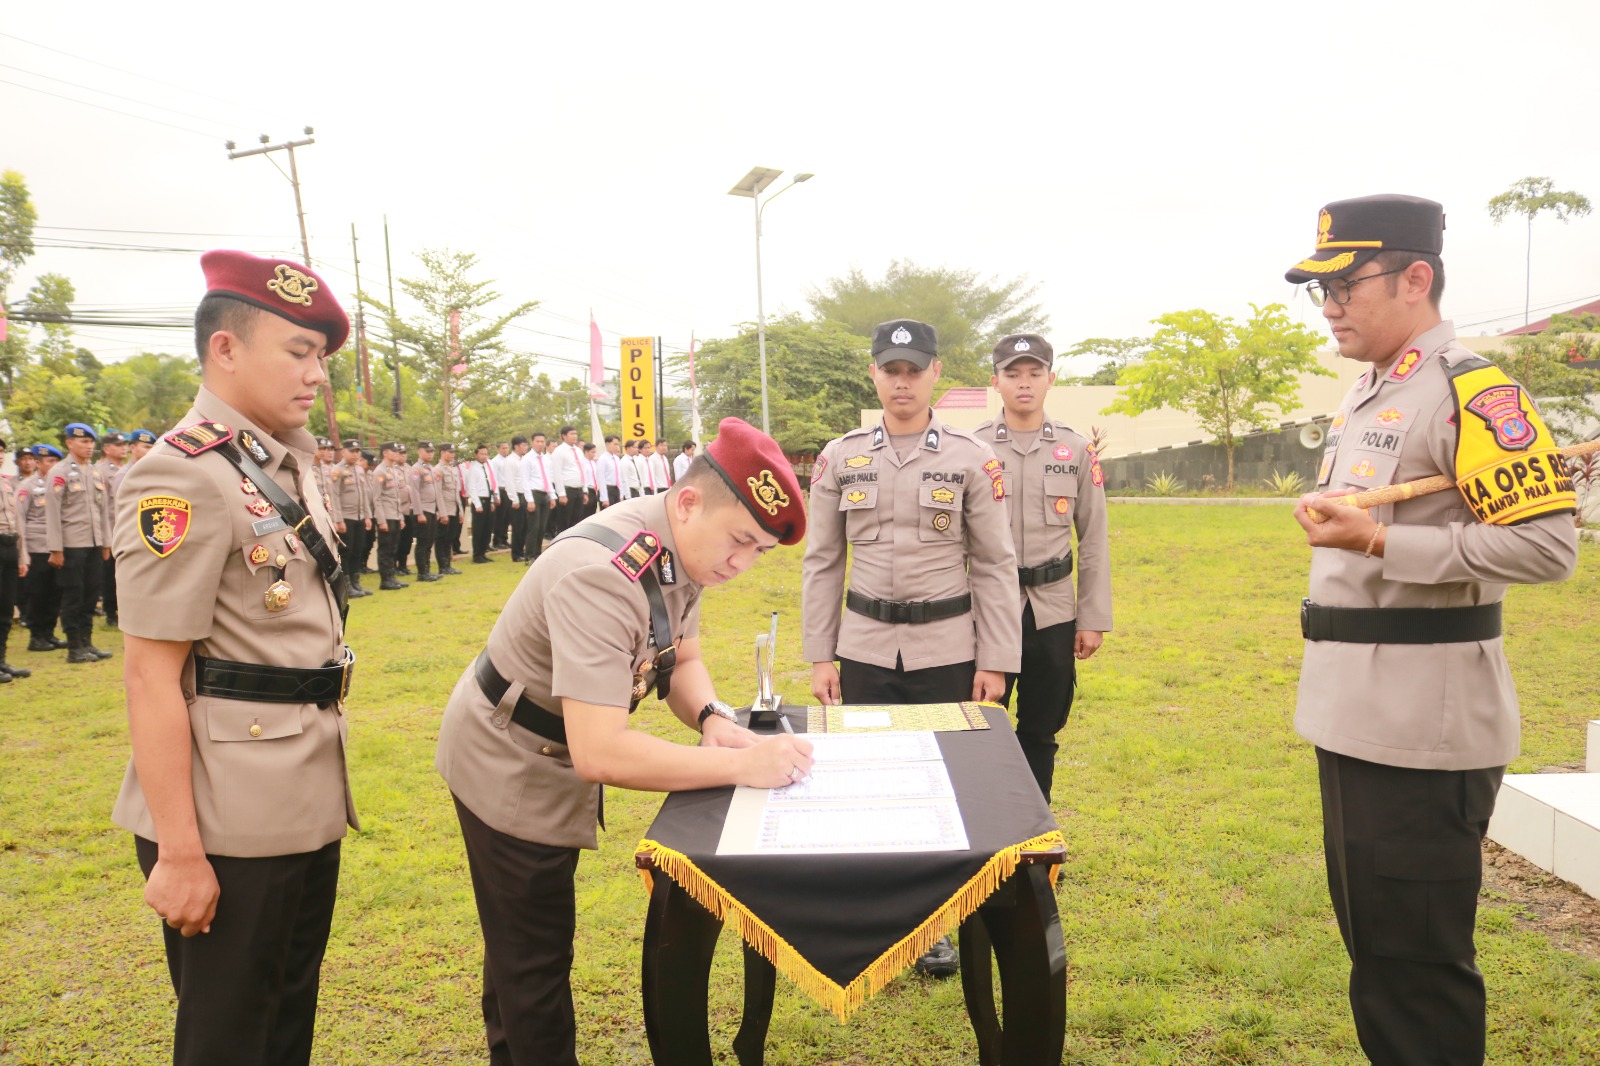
{"left": 1000, "top": 603, "right": 1076, "bottom": 801}
{"left": 604, "top": 485, "right": 621, "bottom": 507}
{"left": 56, "top": 545, "right": 103, "bottom": 638}
{"left": 412, "top": 511, "right": 438, "bottom": 574}
{"left": 449, "top": 506, "right": 464, "bottom": 553}
{"left": 508, "top": 499, "right": 531, "bottom": 561}
{"left": 27, "top": 552, "right": 61, "bottom": 639}
{"left": 453, "top": 795, "right": 580, "bottom": 1066}
{"left": 135, "top": 836, "right": 340, "bottom": 1066}
{"left": 493, "top": 488, "right": 513, "bottom": 548}
{"left": 396, "top": 514, "right": 415, "bottom": 568}
{"left": 0, "top": 535, "right": 18, "bottom": 654}
{"left": 101, "top": 554, "right": 119, "bottom": 621}
{"left": 435, "top": 514, "right": 458, "bottom": 570}
{"left": 472, "top": 498, "right": 493, "bottom": 559}
{"left": 1316, "top": 747, "right": 1503, "bottom": 1066}
{"left": 339, "top": 520, "right": 369, "bottom": 583}
{"left": 839, "top": 653, "right": 976, "bottom": 704}
{"left": 377, "top": 519, "right": 402, "bottom": 580}
{"left": 525, "top": 492, "right": 551, "bottom": 563}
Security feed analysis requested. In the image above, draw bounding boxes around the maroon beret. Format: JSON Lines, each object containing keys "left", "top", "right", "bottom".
{"left": 701, "top": 417, "right": 806, "bottom": 545}
{"left": 200, "top": 250, "right": 350, "bottom": 353}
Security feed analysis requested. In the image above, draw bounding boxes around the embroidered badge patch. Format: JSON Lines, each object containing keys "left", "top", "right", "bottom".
{"left": 982, "top": 457, "right": 1005, "bottom": 499}
{"left": 611, "top": 530, "right": 663, "bottom": 582}
{"left": 1331, "top": 411, "right": 1346, "bottom": 429}
{"left": 930, "top": 487, "right": 956, "bottom": 505}
{"left": 1317, "top": 456, "right": 1334, "bottom": 485}
{"left": 931, "top": 512, "right": 951, "bottom": 531}
{"left": 1376, "top": 408, "right": 1405, "bottom": 427}
{"left": 843, "top": 455, "right": 873, "bottom": 469}
{"left": 1090, "top": 461, "right": 1104, "bottom": 488}
{"left": 165, "top": 421, "right": 232, "bottom": 456}
{"left": 845, "top": 489, "right": 868, "bottom": 505}
{"left": 1389, "top": 348, "right": 1422, "bottom": 382}
{"left": 746, "top": 469, "right": 790, "bottom": 517}
{"left": 247, "top": 498, "right": 274, "bottom": 518}
{"left": 1054, "top": 444, "right": 1073, "bottom": 461}
{"left": 267, "top": 263, "right": 318, "bottom": 307}
{"left": 811, "top": 455, "right": 827, "bottom": 478}
{"left": 284, "top": 532, "right": 302, "bottom": 556}
{"left": 1351, "top": 459, "right": 1377, "bottom": 478}
{"left": 1054, "top": 497, "right": 1070, "bottom": 515}
{"left": 1465, "top": 383, "right": 1537, "bottom": 450}
{"left": 139, "top": 496, "right": 192, "bottom": 557}
{"left": 249, "top": 544, "right": 270, "bottom": 565}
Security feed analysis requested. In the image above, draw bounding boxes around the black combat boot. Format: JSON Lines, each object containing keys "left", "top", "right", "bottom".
{"left": 66, "top": 634, "right": 101, "bottom": 664}
{"left": 0, "top": 629, "right": 30, "bottom": 678}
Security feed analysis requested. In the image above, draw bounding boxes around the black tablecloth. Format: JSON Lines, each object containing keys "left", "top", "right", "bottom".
{"left": 636, "top": 706, "right": 1061, "bottom": 1019}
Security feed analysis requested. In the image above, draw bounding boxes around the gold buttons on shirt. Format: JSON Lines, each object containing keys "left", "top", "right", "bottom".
{"left": 249, "top": 722, "right": 263, "bottom": 738}
{"left": 540, "top": 745, "right": 553, "bottom": 756}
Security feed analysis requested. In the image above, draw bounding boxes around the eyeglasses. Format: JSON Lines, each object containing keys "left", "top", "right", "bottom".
{"left": 1305, "top": 267, "right": 1406, "bottom": 307}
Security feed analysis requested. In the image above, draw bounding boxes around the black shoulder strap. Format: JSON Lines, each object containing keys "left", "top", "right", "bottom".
{"left": 214, "top": 439, "right": 349, "bottom": 627}
{"left": 553, "top": 524, "right": 676, "bottom": 706}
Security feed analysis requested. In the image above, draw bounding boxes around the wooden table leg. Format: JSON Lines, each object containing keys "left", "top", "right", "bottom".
{"left": 642, "top": 874, "right": 724, "bottom": 1066}
{"left": 959, "top": 913, "right": 1002, "bottom": 1065}
{"left": 732, "top": 942, "right": 777, "bottom": 1066}
{"left": 985, "top": 866, "right": 1067, "bottom": 1066}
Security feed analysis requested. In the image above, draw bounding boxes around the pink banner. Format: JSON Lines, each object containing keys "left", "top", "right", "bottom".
{"left": 590, "top": 315, "right": 604, "bottom": 386}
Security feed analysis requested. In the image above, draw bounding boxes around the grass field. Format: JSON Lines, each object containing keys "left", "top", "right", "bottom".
{"left": 3, "top": 504, "right": 1598, "bottom": 1064}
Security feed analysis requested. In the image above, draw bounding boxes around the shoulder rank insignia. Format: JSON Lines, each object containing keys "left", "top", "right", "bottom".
{"left": 924, "top": 428, "right": 940, "bottom": 450}
{"left": 1388, "top": 347, "right": 1423, "bottom": 382}
{"left": 165, "top": 421, "right": 233, "bottom": 456}
{"left": 611, "top": 529, "right": 663, "bottom": 583}
{"left": 139, "top": 496, "right": 192, "bottom": 557}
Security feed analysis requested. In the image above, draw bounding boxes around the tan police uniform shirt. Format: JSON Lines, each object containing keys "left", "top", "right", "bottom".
{"left": 972, "top": 418, "right": 1113, "bottom": 633}
{"left": 436, "top": 494, "right": 701, "bottom": 849}
{"left": 20, "top": 473, "right": 50, "bottom": 551}
{"left": 329, "top": 461, "right": 362, "bottom": 526}
{"left": 44, "top": 456, "right": 110, "bottom": 551}
{"left": 408, "top": 459, "right": 439, "bottom": 516}
{"left": 435, "top": 461, "right": 461, "bottom": 519}
{"left": 110, "top": 385, "right": 357, "bottom": 857}
{"left": 93, "top": 459, "right": 124, "bottom": 535}
{"left": 372, "top": 461, "right": 406, "bottom": 524}
{"left": 0, "top": 473, "right": 25, "bottom": 557}
{"left": 801, "top": 411, "right": 1022, "bottom": 673}
{"left": 1296, "top": 321, "right": 1579, "bottom": 771}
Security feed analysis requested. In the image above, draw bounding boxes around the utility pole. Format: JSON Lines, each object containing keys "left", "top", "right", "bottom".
{"left": 350, "top": 224, "right": 373, "bottom": 410}
{"left": 384, "top": 216, "right": 402, "bottom": 418}
{"left": 226, "top": 128, "right": 339, "bottom": 440}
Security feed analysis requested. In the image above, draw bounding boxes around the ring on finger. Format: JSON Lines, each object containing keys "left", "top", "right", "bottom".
{"left": 789, "top": 767, "right": 801, "bottom": 780}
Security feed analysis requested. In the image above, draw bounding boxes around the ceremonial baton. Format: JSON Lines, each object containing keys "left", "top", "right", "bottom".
{"left": 1307, "top": 438, "right": 1600, "bottom": 523}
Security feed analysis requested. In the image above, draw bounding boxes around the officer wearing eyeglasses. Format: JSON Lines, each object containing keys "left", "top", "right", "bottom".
{"left": 1285, "top": 194, "right": 1579, "bottom": 1066}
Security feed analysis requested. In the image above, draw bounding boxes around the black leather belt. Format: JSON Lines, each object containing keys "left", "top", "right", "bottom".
{"left": 1300, "top": 600, "right": 1502, "bottom": 644}
{"left": 474, "top": 650, "right": 567, "bottom": 745}
{"left": 846, "top": 589, "right": 972, "bottom": 624}
{"left": 194, "top": 649, "right": 354, "bottom": 707}
{"left": 1019, "top": 553, "right": 1073, "bottom": 587}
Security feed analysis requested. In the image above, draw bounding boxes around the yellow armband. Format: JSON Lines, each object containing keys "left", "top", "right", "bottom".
{"left": 1449, "top": 362, "right": 1576, "bottom": 524}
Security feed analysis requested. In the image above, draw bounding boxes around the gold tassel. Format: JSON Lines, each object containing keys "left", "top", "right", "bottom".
{"left": 634, "top": 830, "right": 1064, "bottom": 1021}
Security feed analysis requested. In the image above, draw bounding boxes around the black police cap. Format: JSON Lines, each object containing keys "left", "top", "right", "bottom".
{"left": 1285, "top": 194, "right": 1444, "bottom": 284}
{"left": 871, "top": 319, "right": 938, "bottom": 369}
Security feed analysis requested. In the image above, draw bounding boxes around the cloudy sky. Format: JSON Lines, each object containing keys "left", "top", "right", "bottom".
{"left": 4, "top": 0, "right": 1597, "bottom": 384}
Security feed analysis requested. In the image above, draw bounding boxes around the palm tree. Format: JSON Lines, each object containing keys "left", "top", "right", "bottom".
{"left": 1487, "top": 178, "right": 1592, "bottom": 326}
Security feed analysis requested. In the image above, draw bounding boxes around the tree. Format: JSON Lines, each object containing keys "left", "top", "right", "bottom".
{"left": 1, "top": 171, "right": 40, "bottom": 396}
{"left": 807, "top": 260, "right": 1046, "bottom": 387}
{"left": 365, "top": 249, "right": 538, "bottom": 441}
{"left": 1057, "top": 336, "right": 1149, "bottom": 386}
{"left": 1102, "top": 303, "right": 1329, "bottom": 489}
{"left": 1487, "top": 177, "right": 1592, "bottom": 326}
{"left": 19, "top": 273, "right": 78, "bottom": 373}
{"left": 96, "top": 352, "right": 201, "bottom": 433}
{"left": 1481, "top": 334, "right": 1600, "bottom": 446}
{"left": 6, "top": 365, "right": 110, "bottom": 447}
{"left": 673, "top": 315, "right": 875, "bottom": 453}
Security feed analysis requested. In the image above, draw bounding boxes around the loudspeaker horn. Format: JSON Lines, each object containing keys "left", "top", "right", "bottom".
{"left": 1298, "top": 423, "right": 1326, "bottom": 449}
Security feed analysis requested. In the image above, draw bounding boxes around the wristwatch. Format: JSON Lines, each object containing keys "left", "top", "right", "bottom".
{"left": 697, "top": 700, "right": 739, "bottom": 731}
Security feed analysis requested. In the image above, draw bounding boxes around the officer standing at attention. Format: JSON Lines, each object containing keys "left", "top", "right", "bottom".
{"left": 465, "top": 444, "right": 496, "bottom": 564}
{"left": 22, "top": 444, "right": 65, "bottom": 652}
{"left": 112, "top": 249, "right": 358, "bottom": 1066}
{"left": 94, "top": 431, "right": 129, "bottom": 628}
{"left": 373, "top": 442, "right": 409, "bottom": 590}
{"left": 0, "top": 437, "right": 30, "bottom": 683}
{"left": 436, "top": 417, "right": 812, "bottom": 1066}
{"left": 597, "top": 434, "right": 625, "bottom": 508}
{"left": 1286, "top": 195, "right": 1579, "bottom": 1066}
{"left": 408, "top": 441, "right": 442, "bottom": 582}
{"left": 972, "top": 334, "right": 1112, "bottom": 801}
{"left": 394, "top": 442, "right": 415, "bottom": 576}
{"left": 45, "top": 422, "right": 113, "bottom": 663}
{"left": 490, "top": 440, "right": 514, "bottom": 551}
{"left": 521, "top": 431, "right": 556, "bottom": 563}
{"left": 435, "top": 443, "right": 464, "bottom": 574}
{"left": 801, "top": 319, "right": 1020, "bottom": 978}
{"left": 11, "top": 446, "right": 37, "bottom": 635}
{"left": 333, "top": 440, "right": 372, "bottom": 598}
{"left": 623, "top": 438, "right": 646, "bottom": 497}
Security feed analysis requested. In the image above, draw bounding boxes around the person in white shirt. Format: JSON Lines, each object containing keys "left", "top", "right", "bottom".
{"left": 546, "top": 425, "right": 585, "bottom": 536}
{"left": 595, "top": 435, "right": 624, "bottom": 509}
{"left": 520, "top": 432, "right": 556, "bottom": 563}
{"left": 488, "top": 441, "right": 513, "bottom": 550}
{"left": 506, "top": 436, "right": 532, "bottom": 562}
{"left": 647, "top": 439, "right": 673, "bottom": 494}
{"left": 579, "top": 443, "right": 602, "bottom": 519}
{"left": 621, "top": 439, "right": 645, "bottom": 498}
{"left": 673, "top": 440, "right": 696, "bottom": 482}
{"left": 465, "top": 444, "right": 497, "bottom": 563}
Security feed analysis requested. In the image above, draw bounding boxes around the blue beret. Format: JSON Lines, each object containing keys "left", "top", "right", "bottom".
{"left": 33, "top": 444, "right": 64, "bottom": 459}
{"left": 129, "top": 429, "right": 158, "bottom": 445}
{"left": 64, "top": 423, "right": 98, "bottom": 441}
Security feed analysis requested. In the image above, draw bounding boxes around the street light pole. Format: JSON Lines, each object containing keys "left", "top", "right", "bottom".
{"left": 728, "top": 167, "right": 814, "bottom": 436}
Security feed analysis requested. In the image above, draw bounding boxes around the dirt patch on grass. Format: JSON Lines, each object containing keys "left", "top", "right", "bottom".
{"left": 1482, "top": 840, "right": 1600, "bottom": 962}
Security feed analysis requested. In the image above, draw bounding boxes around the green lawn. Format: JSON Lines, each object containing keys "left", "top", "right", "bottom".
{"left": 3, "top": 505, "right": 1597, "bottom": 1064}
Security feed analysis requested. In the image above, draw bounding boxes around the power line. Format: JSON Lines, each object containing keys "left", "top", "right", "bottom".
{"left": 0, "top": 77, "right": 216, "bottom": 138}
{"left": 0, "top": 62, "right": 236, "bottom": 132}
{"left": 37, "top": 224, "right": 298, "bottom": 239}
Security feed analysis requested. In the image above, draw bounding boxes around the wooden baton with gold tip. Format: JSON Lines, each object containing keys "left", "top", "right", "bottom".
{"left": 1307, "top": 438, "right": 1600, "bottom": 523}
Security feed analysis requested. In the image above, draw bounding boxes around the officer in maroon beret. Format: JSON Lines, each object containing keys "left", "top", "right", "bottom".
{"left": 110, "top": 250, "right": 354, "bottom": 1066}
{"left": 436, "top": 416, "right": 811, "bottom": 1066}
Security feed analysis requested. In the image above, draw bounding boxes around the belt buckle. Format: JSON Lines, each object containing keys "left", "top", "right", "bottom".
{"left": 653, "top": 643, "right": 678, "bottom": 674}
{"left": 335, "top": 647, "right": 355, "bottom": 701}
{"left": 1300, "top": 598, "right": 1325, "bottom": 641}
{"left": 882, "top": 598, "right": 910, "bottom": 623}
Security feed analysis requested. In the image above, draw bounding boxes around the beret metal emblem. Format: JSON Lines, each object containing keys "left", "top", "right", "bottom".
{"left": 890, "top": 326, "right": 912, "bottom": 346}
{"left": 746, "top": 469, "right": 789, "bottom": 517}
{"left": 266, "top": 264, "right": 318, "bottom": 307}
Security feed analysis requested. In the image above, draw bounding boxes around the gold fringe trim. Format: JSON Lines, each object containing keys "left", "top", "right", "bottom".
{"left": 634, "top": 830, "right": 1064, "bottom": 1021}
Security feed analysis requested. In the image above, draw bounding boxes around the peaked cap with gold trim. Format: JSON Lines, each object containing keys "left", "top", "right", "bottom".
{"left": 1284, "top": 194, "right": 1444, "bottom": 284}
{"left": 200, "top": 249, "right": 350, "bottom": 352}
{"left": 700, "top": 417, "right": 807, "bottom": 545}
